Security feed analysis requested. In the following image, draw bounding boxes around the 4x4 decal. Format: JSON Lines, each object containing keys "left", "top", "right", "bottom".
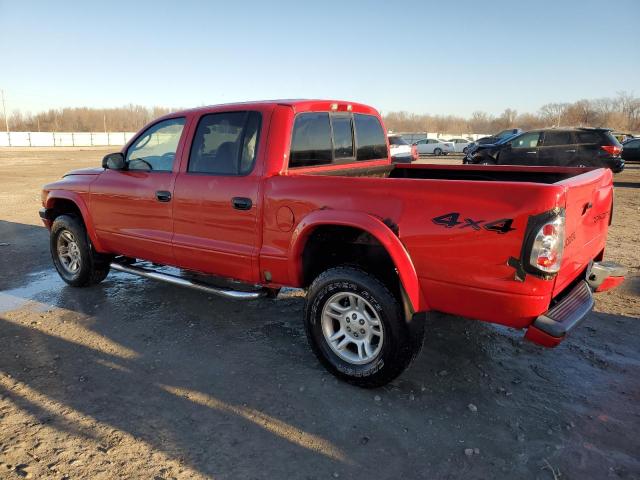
{"left": 432, "top": 212, "right": 515, "bottom": 234}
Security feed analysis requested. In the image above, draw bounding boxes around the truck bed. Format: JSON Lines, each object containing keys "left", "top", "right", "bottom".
{"left": 307, "top": 162, "right": 592, "bottom": 185}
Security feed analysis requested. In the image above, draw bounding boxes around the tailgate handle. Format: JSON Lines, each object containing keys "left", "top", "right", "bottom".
{"left": 582, "top": 202, "right": 593, "bottom": 215}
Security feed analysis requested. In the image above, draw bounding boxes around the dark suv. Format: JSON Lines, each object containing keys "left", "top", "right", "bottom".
{"left": 464, "top": 128, "right": 624, "bottom": 172}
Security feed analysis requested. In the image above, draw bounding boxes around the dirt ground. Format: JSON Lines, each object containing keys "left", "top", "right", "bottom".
{"left": 0, "top": 147, "right": 638, "bottom": 480}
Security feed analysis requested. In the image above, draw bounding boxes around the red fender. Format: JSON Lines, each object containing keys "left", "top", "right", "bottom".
{"left": 288, "top": 210, "right": 427, "bottom": 312}
{"left": 45, "top": 191, "right": 105, "bottom": 252}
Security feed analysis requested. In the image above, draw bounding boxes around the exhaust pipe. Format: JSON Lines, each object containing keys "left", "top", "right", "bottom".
{"left": 111, "top": 262, "right": 267, "bottom": 300}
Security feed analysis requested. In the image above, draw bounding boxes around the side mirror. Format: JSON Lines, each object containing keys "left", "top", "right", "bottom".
{"left": 102, "top": 152, "right": 126, "bottom": 170}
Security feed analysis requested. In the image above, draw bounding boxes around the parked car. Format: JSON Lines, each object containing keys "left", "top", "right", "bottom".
{"left": 447, "top": 138, "right": 473, "bottom": 154}
{"left": 388, "top": 134, "right": 418, "bottom": 163}
{"left": 40, "top": 100, "right": 624, "bottom": 387}
{"left": 414, "top": 138, "right": 454, "bottom": 155}
{"left": 464, "top": 128, "right": 624, "bottom": 172}
{"left": 471, "top": 128, "right": 523, "bottom": 148}
{"left": 621, "top": 138, "right": 640, "bottom": 163}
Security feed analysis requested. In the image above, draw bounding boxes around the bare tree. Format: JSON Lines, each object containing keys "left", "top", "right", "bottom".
{"left": 539, "top": 103, "right": 569, "bottom": 127}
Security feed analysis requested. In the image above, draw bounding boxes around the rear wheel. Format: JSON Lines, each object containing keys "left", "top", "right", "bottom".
{"left": 463, "top": 147, "right": 468, "bottom": 154}
{"left": 433, "top": 148, "right": 442, "bottom": 156}
{"left": 304, "top": 266, "right": 424, "bottom": 388}
{"left": 51, "top": 215, "right": 111, "bottom": 287}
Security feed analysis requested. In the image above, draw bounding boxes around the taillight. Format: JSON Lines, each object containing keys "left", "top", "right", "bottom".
{"left": 411, "top": 145, "right": 418, "bottom": 161}
{"left": 529, "top": 213, "right": 565, "bottom": 273}
{"left": 601, "top": 145, "right": 622, "bottom": 156}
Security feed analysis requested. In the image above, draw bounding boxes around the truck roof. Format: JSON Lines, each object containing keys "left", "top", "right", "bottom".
{"left": 169, "top": 99, "right": 380, "bottom": 117}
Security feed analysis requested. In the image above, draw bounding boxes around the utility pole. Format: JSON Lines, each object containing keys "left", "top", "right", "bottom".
{"left": 103, "top": 113, "right": 107, "bottom": 133}
{"left": 1, "top": 89, "right": 8, "bottom": 133}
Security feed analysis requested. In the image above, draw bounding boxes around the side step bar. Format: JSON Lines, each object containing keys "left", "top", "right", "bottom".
{"left": 110, "top": 262, "right": 267, "bottom": 300}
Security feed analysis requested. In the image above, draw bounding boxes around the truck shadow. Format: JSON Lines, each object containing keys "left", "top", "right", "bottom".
{"left": 1, "top": 219, "right": 639, "bottom": 478}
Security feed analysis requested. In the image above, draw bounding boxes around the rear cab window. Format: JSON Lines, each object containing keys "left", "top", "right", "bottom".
{"left": 388, "top": 136, "right": 409, "bottom": 146}
{"left": 289, "top": 112, "right": 387, "bottom": 168}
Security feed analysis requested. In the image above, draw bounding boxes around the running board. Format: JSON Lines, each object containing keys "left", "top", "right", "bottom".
{"left": 110, "top": 262, "right": 267, "bottom": 300}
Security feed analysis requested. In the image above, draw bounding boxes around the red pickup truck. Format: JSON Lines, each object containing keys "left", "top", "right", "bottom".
{"left": 40, "top": 100, "right": 625, "bottom": 387}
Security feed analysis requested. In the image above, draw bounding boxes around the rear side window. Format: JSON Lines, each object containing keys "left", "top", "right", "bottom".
{"left": 354, "top": 114, "right": 388, "bottom": 161}
{"left": 575, "top": 131, "right": 601, "bottom": 144}
{"left": 543, "top": 131, "right": 573, "bottom": 146}
{"left": 188, "top": 111, "right": 261, "bottom": 175}
{"left": 289, "top": 113, "right": 333, "bottom": 167}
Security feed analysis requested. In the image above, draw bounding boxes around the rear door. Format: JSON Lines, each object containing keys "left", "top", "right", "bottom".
{"left": 538, "top": 130, "right": 577, "bottom": 166}
{"left": 498, "top": 131, "right": 541, "bottom": 165}
{"left": 171, "top": 110, "right": 264, "bottom": 282}
{"left": 553, "top": 170, "right": 613, "bottom": 295}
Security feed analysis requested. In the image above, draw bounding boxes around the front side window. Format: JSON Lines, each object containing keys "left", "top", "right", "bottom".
{"left": 188, "top": 111, "right": 261, "bottom": 175}
{"left": 543, "top": 131, "right": 573, "bottom": 146}
{"left": 126, "top": 118, "right": 185, "bottom": 171}
{"left": 354, "top": 114, "right": 387, "bottom": 161}
{"left": 511, "top": 132, "right": 541, "bottom": 149}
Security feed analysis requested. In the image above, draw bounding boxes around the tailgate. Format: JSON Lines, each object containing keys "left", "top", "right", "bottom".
{"left": 553, "top": 169, "right": 613, "bottom": 296}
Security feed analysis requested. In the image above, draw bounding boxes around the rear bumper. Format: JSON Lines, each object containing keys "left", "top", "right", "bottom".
{"left": 606, "top": 157, "right": 624, "bottom": 173}
{"left": 524, "top": 261, "right": 625, "bottom": 347}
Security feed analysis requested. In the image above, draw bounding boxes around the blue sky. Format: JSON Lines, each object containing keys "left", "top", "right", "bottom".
{"left": 0, "top": 0, "right": 638, "bottom": 117}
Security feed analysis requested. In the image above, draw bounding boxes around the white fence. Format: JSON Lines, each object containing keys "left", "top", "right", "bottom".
{"left": 0, "top": 132, "right": 136, "bottom": 147}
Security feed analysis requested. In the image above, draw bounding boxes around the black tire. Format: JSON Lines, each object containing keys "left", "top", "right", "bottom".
{"left": 433, "top": 148, "right": 442, "bottom": 156}
{"left": 50, "top": 215, "right": 111, "bottom": 287}
{"left": 304, "top": 266, "right": 424, "bottom": 388}
{"left": 462, "top": 147, "right": 468, "bottom": 154}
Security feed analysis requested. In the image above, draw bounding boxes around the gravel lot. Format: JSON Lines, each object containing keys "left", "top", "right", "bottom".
{"left": 0, "top": 148, "right": 638, "bottom": 480}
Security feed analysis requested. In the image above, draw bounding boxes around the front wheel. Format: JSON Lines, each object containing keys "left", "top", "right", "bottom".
{"left": 304, "top": 266, "right": 424, "bottom": 388}
{"left": 51, "top": 215, "right": 111, "bottom": 287}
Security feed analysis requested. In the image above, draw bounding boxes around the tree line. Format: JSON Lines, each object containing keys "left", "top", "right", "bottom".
{"left": 4, "top": 92, "right": 640, "bottom": 134}
{"left": 384, "top": 92, "right": 640, "bottom": 134}
{"left": 6, "top": 104, "right": 175, "bottom": 132}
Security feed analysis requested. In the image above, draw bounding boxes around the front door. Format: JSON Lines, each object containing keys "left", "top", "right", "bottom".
{"left": 538, "top": 130, "right": 577, "bottom": 166}
{"left": 499, "top": 131, "right": 541, "bottom": 165}
{"left": 172, "top": 110, "right": 263, "bottom": 283}
{"left": 91, "top": 117, "right": 187, "bottom": 265}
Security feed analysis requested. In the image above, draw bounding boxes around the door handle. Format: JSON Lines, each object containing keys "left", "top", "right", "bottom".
{"left": 565, "top": 149, "right": 577, "bottom": 153}
{"left": 231, "top": 197, "right": 252, "bottom": 210}
{"left": 156, "top": 190, "right": 172, "bottom": 202}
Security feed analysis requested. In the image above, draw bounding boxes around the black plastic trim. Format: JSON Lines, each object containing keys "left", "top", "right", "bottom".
{"left": 39, "top": 208, "right": 54, "bottom": 220}
{"left": 533, "top": 280, "right": 594, "bottom": 337}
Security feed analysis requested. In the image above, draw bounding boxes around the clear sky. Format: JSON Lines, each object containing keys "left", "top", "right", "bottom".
{"left": 0, "top": 0, "right": 638, "bottom": 117}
